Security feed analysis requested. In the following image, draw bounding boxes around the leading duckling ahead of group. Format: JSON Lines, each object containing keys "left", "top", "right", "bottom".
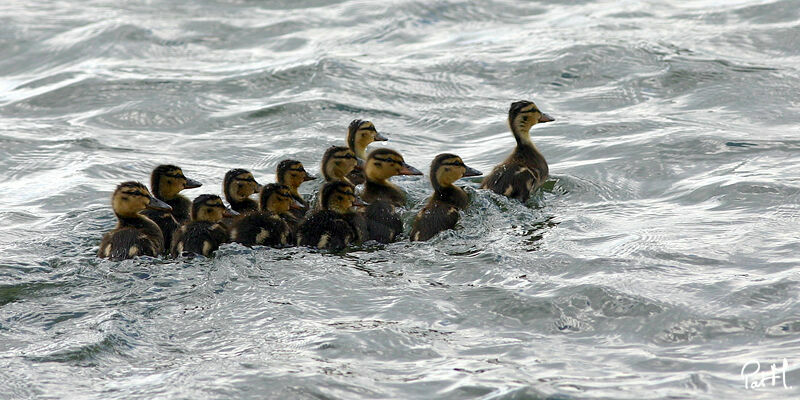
{"left": 411, "top": 154, "right": 482, "bottom": 241}
{"left": 98, "top": 181, "right": 172, "bottom": 261}
{"left": 171, "top": 194, "right": 237, "bottom": 258}
{"left": 346, "top": 119, "right": 388, "bottom": 185}
{"left": 481, "top": 101, "right": 554, "bottom": 202}
{"left": 141, "top": 164, "right": 202, "bottom": 254}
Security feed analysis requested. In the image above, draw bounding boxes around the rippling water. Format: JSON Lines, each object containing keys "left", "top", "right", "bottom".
{"left": 2, "top": 0, "right": 800, "bottom": 398}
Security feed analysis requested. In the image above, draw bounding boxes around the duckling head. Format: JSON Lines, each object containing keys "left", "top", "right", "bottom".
{"left": 320, "top": 181, "right": 363, "bottom": 214}
{"left": 259, "top": 183, "right": 302, "bottom": 214}
{"left": 430, "top": 153, "right": 482, "bottom": 190}
{"left": 365, "top": 148, "right": 423, "bottom": 183}
{"left": 277, "top": 159, "right": 315, "bottom": 191}
{"left": 223, "top": 168, "right": 262, "bottom": 204}
{"left": 508, "top": 100, "right": 554, "bottom": 146}
{"left": 112, "top": 181, "right": 171, "bottom": 218}
{"left": 347, "top": 119, "right": 388, "bottom": 160}
{"left": 191, "top": 194, "right": 237, "bottom": 223}
{"left": 151, "top": 164, "right": 202, "bottom": 200}
{"left": 321, "top": 146, "right": 358, "bottom": 182}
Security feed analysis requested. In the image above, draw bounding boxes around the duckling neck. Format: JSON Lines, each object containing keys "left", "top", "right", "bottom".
{"left": 354, "top": 147, "right": 367, "bottom": 161}
{"left": 228, "top": 196, "right": 257, "bottom": 213}
{"left": 434, "top": 184, "right": 468, "bottom": 209}
{"left": 364, "top": 178, "right": 405, "bottom": 206}
{"left": 510, "top": 124, "right": 548, "bottom": 176}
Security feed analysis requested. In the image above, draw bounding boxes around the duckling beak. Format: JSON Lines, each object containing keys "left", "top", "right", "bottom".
{"left": 290, "top": 199, "right": 305, "bottom": 210}
{"left": 353, "top": 158, "right": 365, "bottom": 172}
{"left": 303, "top": 174, "right": 317, "bottom": 182}
{"left": 147, "top": 196, "right": 172, "bottom": 211}
{"left": 462, "top": 165, "right": 483, "bottom": 177}
{"left": 538, "top": 113, "right": 555, "bottom": 123}
{"left": 352, "top": 196, "right": 368, "bottom": 207}
{"left": 223, "top": 208, "right": 239, "bottom": 218}
{"left": 399, "top": 162, "right": 423, "bottom": 176}
{"left": 184, "top": 178, "right": 202, "bottom": 189}
{"left": 374, "top": 132, "right": 388, "bottom": 141}
{"left": 255, "top": 182, "right": 264, "bottom": 193}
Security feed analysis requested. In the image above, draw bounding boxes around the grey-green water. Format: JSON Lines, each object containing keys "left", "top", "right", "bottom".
{"left": 2, "top": 1, "right": 800, "bottom": 399}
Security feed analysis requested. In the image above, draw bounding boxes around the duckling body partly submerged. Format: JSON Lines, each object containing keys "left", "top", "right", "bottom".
{"left": 360, "top": 148, "right": 422, "bottom": 243}
{"left": 481, "top": 101, "right": 554, "bottom": 203}
{"left": 141, "top": 165, "right": 202, "bottom": 254}
{"left": 345, "top": 120, "right": 388, "bottom": 185}
{"left": 98, "top": 181, "right": 172, "bottom": 261}
{"left": 171, "top": 194, "right": 236, "bottom": 258}
{"left": 231, "top": 184, "right": 298, "bottom": 247}
{"left": 411, "top": 154, "right": 482, "bottom": 241}
{"left": 298, "top": 181, "right": 365, "bottom": 250}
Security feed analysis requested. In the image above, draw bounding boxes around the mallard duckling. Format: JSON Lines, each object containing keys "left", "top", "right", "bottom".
{"left": 223, "top": 168, "right": 263, "bottom": 214}
{"left": 360, "top": 148, "right": 422, "bottom": 243}
{"left": 320, "top": 146, "right": 359, "bottom": 184}
{"left": 170, "top": 194, "right": 237, "bottom": 258}
{"left": 230, "top": 183, "right": 300, "bottom": 247}
{"left": 141, "top": 164, "right": 202, "bottom": 254}
{"left": 410, "top": 154, "right": 482, "bottom": 241}
{"left": 481, "top": 100, "right": 554, "bottom": 202}
{"left": 276, "top": 159, "right": 315, "bottom": 219}
{"left": 98, "top": 181, "right": 172, "bottom": 260}
{"left": 298, "top": 181, "right": 366, "bottom": 250}
{"left": 346, "top": 119, "right": 388, "bottom": 185}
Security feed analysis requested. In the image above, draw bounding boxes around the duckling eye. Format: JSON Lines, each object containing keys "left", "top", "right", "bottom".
{"left": 521, "top": 116, "right": 529, "bottom": 122}
{"left": 337, "top": 195, "right": 343, "bottom": 201}
{"left": 374, "top": 162, "right": 382, "bottom": 167}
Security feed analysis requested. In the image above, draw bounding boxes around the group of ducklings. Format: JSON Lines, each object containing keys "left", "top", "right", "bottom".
{"left": 98, "top": 100, "right": 554, "bottom": 260}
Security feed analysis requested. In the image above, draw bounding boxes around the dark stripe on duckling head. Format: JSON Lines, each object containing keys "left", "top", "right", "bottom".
{"left": 191, "top": 194, "right": 225, "bottom": 221}
{"left": 277, "top": 160, "right": 301, "bottom": 183}
{"left": 347, "top": 119, "right": 365, "bottom": 152}
{"left": 224, "top": 168, "right": 255, "bottom": 201}
{"left": 151, "top": 165, "right": 181, "bottom": 199}
{"left": 320, "top": 181, "right": 356, "bottom": 210}
{"left": 321, "top": 146, "right": 356, "bottom": 181}
{"left": 258, "top": 183, "right": 291, "bottom": 212}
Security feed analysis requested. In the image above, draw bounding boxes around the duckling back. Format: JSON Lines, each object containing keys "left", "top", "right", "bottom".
{"left": 170, "top": 221, "right": 229, "bottom": 258}
{"left": 98, "top": 222, "right": 163, "bottom": 261}
{"left": 230, "top": 213, "right": 293, "bottom": 248}
{"left": 297, "top": 210, "right": 357, "bottom": 250}
{"left": 410, "top": 202, "right": 460, "bottom": 242}
{"left": 364, "top": 200, "right": 403, "bottom": 243}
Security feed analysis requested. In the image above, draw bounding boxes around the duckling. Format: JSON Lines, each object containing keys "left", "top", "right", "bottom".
{"left": 410, "top": 154, "right": 482, "bottom": 241}
{"left": 223, "top": 168, "right": 263, "bottom": 214}
{"left": 170, "top": 194, "right": 237, "bottom": 258}
{"left": 360, "top": 148, "right": 422, "bottom": 243}
{"left": 320, "top": 146, "right": 359, "bottom": 185}
{"left": 141, "top": 164, "right": 202, "bottom": 254}
{"left": 297, "top": 181, "right": 366, "bottom": 250}
{"left": 98, "top": 181, "right": 172, "bottom": 260}
{"left": 230, "top": 183, "right": 300, "bottom": 247}
{"left": 481, "top": 100, "right": 554, "bottom": 202}
{"left": 345, "top": 119, "right": 388, "bottom": 185}
{"left": 276, "top": 159, "right": 315, "bottom": 219}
